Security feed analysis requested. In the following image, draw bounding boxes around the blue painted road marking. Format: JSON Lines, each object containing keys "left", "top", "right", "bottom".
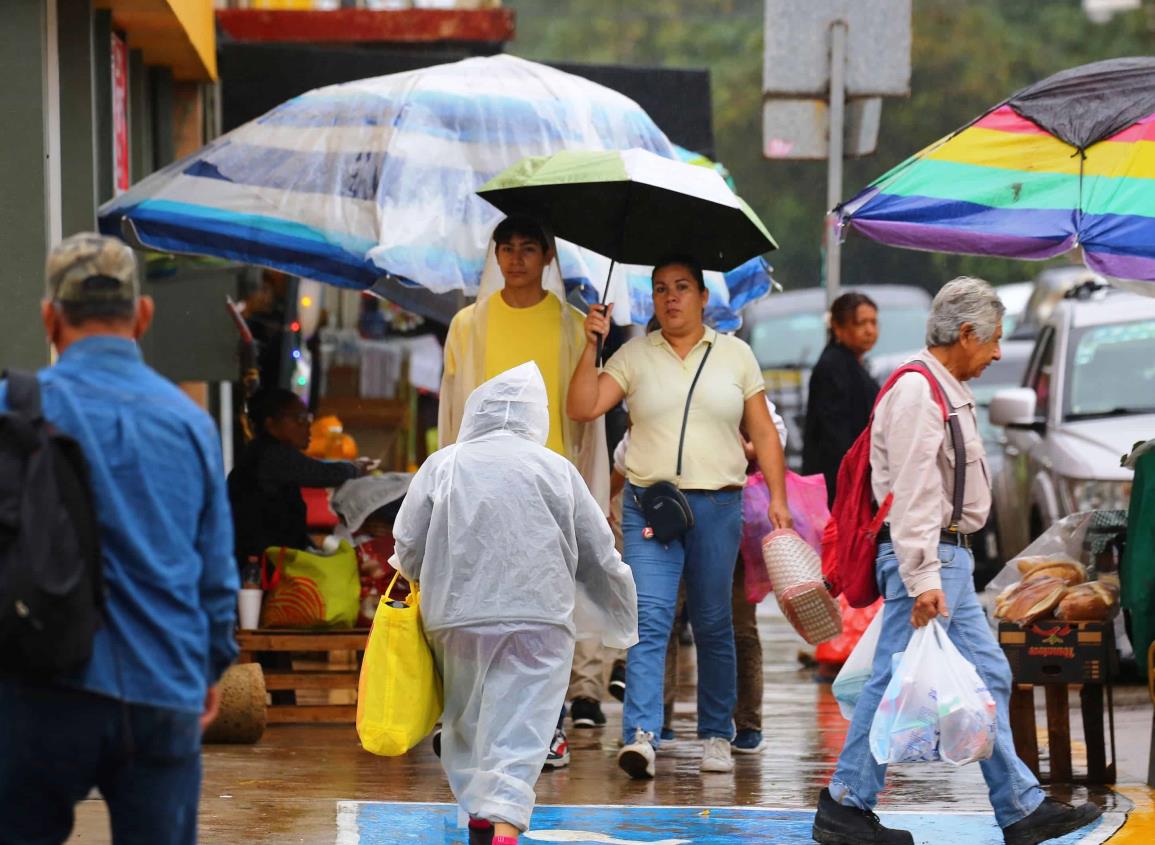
{"left": 335, "top": 802, "right": 1124, "bottom": 845}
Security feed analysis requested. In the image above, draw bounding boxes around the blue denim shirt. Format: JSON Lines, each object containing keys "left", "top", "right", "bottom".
{"left": 0, "top": 337, "right": 239, "bottom": 713}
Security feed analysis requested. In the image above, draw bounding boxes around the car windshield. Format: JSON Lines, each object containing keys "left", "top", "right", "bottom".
{"left": 748, "top": 311, "right": 826, "bottom": 369}
{"left": 1066, "top": 318, "right": 1155, "bottom": 420}
{"left": 871, "top": 306, "right": 928, "bottom": 357}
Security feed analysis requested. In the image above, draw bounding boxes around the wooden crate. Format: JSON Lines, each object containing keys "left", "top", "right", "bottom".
{"left": 998, "top": 620, "right": 1115, "bottom": 684}
{"left": 237, "top": 629, "right": 369, "bottom": 724}
{"left": 1000, "top": 620, "right": 1118, "bottom": 784}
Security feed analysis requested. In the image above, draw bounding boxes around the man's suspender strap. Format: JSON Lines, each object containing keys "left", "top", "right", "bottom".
{"left": 877, "top": 361, "right": 966, "bottom": 532}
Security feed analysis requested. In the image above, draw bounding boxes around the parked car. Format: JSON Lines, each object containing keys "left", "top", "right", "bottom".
{"left": 968, "top": 338, "right": 1033, "bottom": 587}
{"left": 1009, "top": 265, "right": 1103, "bottom": 341}
{"left": 990, "top": 283, "right": 1155, "bottom": 561}
{"left": 739, "top": 285, "right": 931, "bottom": 469}
{"left": 995, "top": 281, "right": 1034, "bottom": 336}
{"left": 856, "top": 286, "right": 935, "bottom": 383}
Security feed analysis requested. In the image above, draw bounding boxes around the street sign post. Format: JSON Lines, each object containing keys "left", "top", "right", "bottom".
{"left": 762, "top": 98, "right": 882, "bottom": 160}
{"left": 763, "top": 1, "right": 911, "bottom": 305}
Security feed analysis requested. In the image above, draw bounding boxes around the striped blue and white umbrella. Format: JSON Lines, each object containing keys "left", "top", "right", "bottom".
{"left": 98, "top": 54, "right": 769, "bottom": 328}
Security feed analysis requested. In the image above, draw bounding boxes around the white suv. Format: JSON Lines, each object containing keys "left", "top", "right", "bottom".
{"left": 989, "top": 283, "right": 1155, "bottom": 560}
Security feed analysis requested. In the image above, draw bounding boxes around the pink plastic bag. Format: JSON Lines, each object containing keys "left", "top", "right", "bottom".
{"left": 740, "top": 470, "right": 831, "bottom": 604}
{"left": 785, "top": 470, "right": 830, "bottom": 552}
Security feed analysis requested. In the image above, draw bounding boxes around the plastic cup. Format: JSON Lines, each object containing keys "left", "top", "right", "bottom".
{"left": 238, "top": 588, "right": 263, "bottom": 630}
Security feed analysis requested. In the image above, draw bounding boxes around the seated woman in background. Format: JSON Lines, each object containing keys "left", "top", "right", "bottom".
{"left": 228, "top": 388, "right": 370, "bottom": 572}
{"left": 801, "top": 292, "right": 880, "bottom": 507}
{"left": 330, "top": 473, "right": 414, "bottom": 626}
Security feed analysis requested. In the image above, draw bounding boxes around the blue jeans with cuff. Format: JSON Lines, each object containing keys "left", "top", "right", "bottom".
{"left": 828, "top": 542, "right": 1044, "bottom": 828}
{"left": 0, "top": 680, "right": 203, "bottom": 845}
{"left": 620, "top": 483, "right": 743, "bottom": 748}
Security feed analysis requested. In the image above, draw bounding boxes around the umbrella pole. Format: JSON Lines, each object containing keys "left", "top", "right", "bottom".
{"left": 596, "top": 258, "right": 615, "bottom": 367}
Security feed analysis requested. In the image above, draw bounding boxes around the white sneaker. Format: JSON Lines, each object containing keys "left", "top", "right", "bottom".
{"left": 617, "top": 728, "right": 656, "bottom": 779}
{"left": 700, "top": 736, "right": 734, "bottom": 773}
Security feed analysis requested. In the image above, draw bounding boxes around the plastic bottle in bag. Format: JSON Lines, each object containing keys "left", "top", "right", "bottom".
{"left": 869, "top": 621, "right": 996, "bottom": 767}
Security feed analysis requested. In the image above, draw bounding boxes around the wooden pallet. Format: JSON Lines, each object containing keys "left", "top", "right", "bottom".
{"left": 237, "top": 629, "right": 369, "bottom": 725}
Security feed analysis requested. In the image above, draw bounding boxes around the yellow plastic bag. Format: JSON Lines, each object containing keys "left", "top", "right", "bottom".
{"left": 357, "top": 574, "right": 443, "bottom": 756}
{"left": 260, "top": 543, "right": 360, "bottom": 629}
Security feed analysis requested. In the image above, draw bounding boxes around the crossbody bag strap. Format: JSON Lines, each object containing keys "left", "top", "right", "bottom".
{"left": 675, "top": 340, "right": 714, "bottom": 481}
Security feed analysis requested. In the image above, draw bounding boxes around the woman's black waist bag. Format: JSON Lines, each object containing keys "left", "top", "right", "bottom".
{"left": 637, "top": 341, "right": 713, "bottom": 543}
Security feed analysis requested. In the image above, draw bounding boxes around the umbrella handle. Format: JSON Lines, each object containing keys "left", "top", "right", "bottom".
{"left": 595, "top": 321, "right": 605, "bottom": 367}
{"left": 595, "top": 259, "right": 615, "bottom": 367}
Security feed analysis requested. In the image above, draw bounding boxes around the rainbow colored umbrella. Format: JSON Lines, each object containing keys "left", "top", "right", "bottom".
{"left": 839, "top": 57, "right": 1155, "bottom": 282}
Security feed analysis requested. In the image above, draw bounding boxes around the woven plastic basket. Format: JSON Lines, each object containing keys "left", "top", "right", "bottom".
{"left": 762, "top": 529, "right": 842, "bottom": 645}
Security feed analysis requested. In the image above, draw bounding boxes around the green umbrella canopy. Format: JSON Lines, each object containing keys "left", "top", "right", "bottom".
{"left": 479, "top": 148, "right": 776, "bottom": 273}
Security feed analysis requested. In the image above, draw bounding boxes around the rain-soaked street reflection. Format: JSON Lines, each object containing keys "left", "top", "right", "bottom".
{"left": 67, "top": 608, "right": 1145, "bottom": 844}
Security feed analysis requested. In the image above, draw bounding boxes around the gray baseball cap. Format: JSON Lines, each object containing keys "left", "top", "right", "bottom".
{"left": 45, "top": 233, "right": 138, "bottom": 303}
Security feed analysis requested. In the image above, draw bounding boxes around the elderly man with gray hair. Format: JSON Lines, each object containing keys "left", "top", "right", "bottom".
{"left": 811, "top": 278, "right": 1101, "bottom": 845}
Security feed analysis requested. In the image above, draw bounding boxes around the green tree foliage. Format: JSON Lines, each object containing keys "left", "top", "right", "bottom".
{"left": 508, "top": 0, "right": 1153, "bottom": 291}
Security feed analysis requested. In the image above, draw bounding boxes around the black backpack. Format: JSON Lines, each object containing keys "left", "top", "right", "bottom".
{"left": 0, "top": 370, "right": 103, "bottom": 677}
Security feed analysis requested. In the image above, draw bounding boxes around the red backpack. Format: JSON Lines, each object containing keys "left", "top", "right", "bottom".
{"left": 820, "top": 361, "right": 960, "bottom": 608}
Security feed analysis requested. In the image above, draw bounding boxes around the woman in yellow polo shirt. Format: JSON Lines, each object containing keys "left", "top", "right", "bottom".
{"left": 568, "top": 254, "right": 790, "bottom": 780}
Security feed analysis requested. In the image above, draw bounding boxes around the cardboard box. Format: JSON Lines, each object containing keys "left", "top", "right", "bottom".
{"left": 998, "top": 620, "right": 1117, "bottom": 684}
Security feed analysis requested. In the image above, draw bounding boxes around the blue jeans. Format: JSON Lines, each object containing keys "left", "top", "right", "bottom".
{"left": 621, "top": 484, "right": 743, "bottom": 748}
{"left": 829, "top": 542, "right": 1044, "bottom": 828}
{"left": 0, "top": 680, "right": 203, "bottom": 845}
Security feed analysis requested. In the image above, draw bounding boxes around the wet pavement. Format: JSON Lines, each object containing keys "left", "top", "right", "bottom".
{"left": 66, "top": 607, "right": 1154, "bottom": 844}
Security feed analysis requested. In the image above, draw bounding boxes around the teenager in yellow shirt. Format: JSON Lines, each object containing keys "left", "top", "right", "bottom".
{"left": 439, "top": 215, "right": 604, "bottom": 478}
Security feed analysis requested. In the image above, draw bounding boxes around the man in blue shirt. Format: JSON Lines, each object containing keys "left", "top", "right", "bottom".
{"left": 0, "top": 233, "right": 239, "bottom": 845}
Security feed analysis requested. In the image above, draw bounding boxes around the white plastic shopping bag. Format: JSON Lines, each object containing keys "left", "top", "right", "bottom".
{"left": 936, "top": 629, "right": 999, "bottom": 766}
{"left": 832, "top": 611, "right": 883, "bottom": 720}
{"left": 868, "top": 621, "right": 996, "bottom": 766}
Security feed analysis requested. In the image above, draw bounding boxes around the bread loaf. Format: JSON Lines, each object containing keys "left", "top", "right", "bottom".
{"left": 1055, "top": 581, "right": 1119, "bottom": 622}
{"left": 1016, "top": 556, "right": 1086, "bottom": 586}
{"left": 993, "top": 575, "right": 1067, "bottom": 626}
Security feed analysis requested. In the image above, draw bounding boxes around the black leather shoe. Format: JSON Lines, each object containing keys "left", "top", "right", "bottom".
{"left": 608, "top": 661, "right": 626, "bottom": 702}
{"left": 571, "top": 697, "right": 607, "bottom": 728}
{"left": 1002, "top": 797, "right": 1102, "bottom": 845}
{"left": 812, "top": 788, "right": 914, "bottom": 845}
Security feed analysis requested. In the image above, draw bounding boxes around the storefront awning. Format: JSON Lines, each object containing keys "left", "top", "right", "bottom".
{"left": 98, "top": 0, "right": 216, "bottom": 81}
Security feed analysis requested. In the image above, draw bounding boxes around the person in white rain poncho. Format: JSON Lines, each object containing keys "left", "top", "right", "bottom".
{"left": 393, "top": 362, "right": 638, "bottom": 845}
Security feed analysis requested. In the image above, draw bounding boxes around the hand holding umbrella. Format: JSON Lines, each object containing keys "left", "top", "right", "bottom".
{"left": 582, "top": 302, "right": 615, "bottom": 353}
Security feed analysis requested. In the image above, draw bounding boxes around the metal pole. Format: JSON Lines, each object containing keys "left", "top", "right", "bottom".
{"left": 825, "top": 20, "right": 847, "bottom": 308}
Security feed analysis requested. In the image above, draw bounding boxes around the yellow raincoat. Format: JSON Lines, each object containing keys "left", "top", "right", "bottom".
{"left": 437, "top": 242, "right": 610, "bottom": 512}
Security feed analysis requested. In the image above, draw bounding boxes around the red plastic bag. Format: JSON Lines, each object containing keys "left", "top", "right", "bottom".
{"left": 740, "top": 470, "right": 831, "bottom": 604}
{"left": 816, "top": 595, "right": 883, "bottom": 665}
